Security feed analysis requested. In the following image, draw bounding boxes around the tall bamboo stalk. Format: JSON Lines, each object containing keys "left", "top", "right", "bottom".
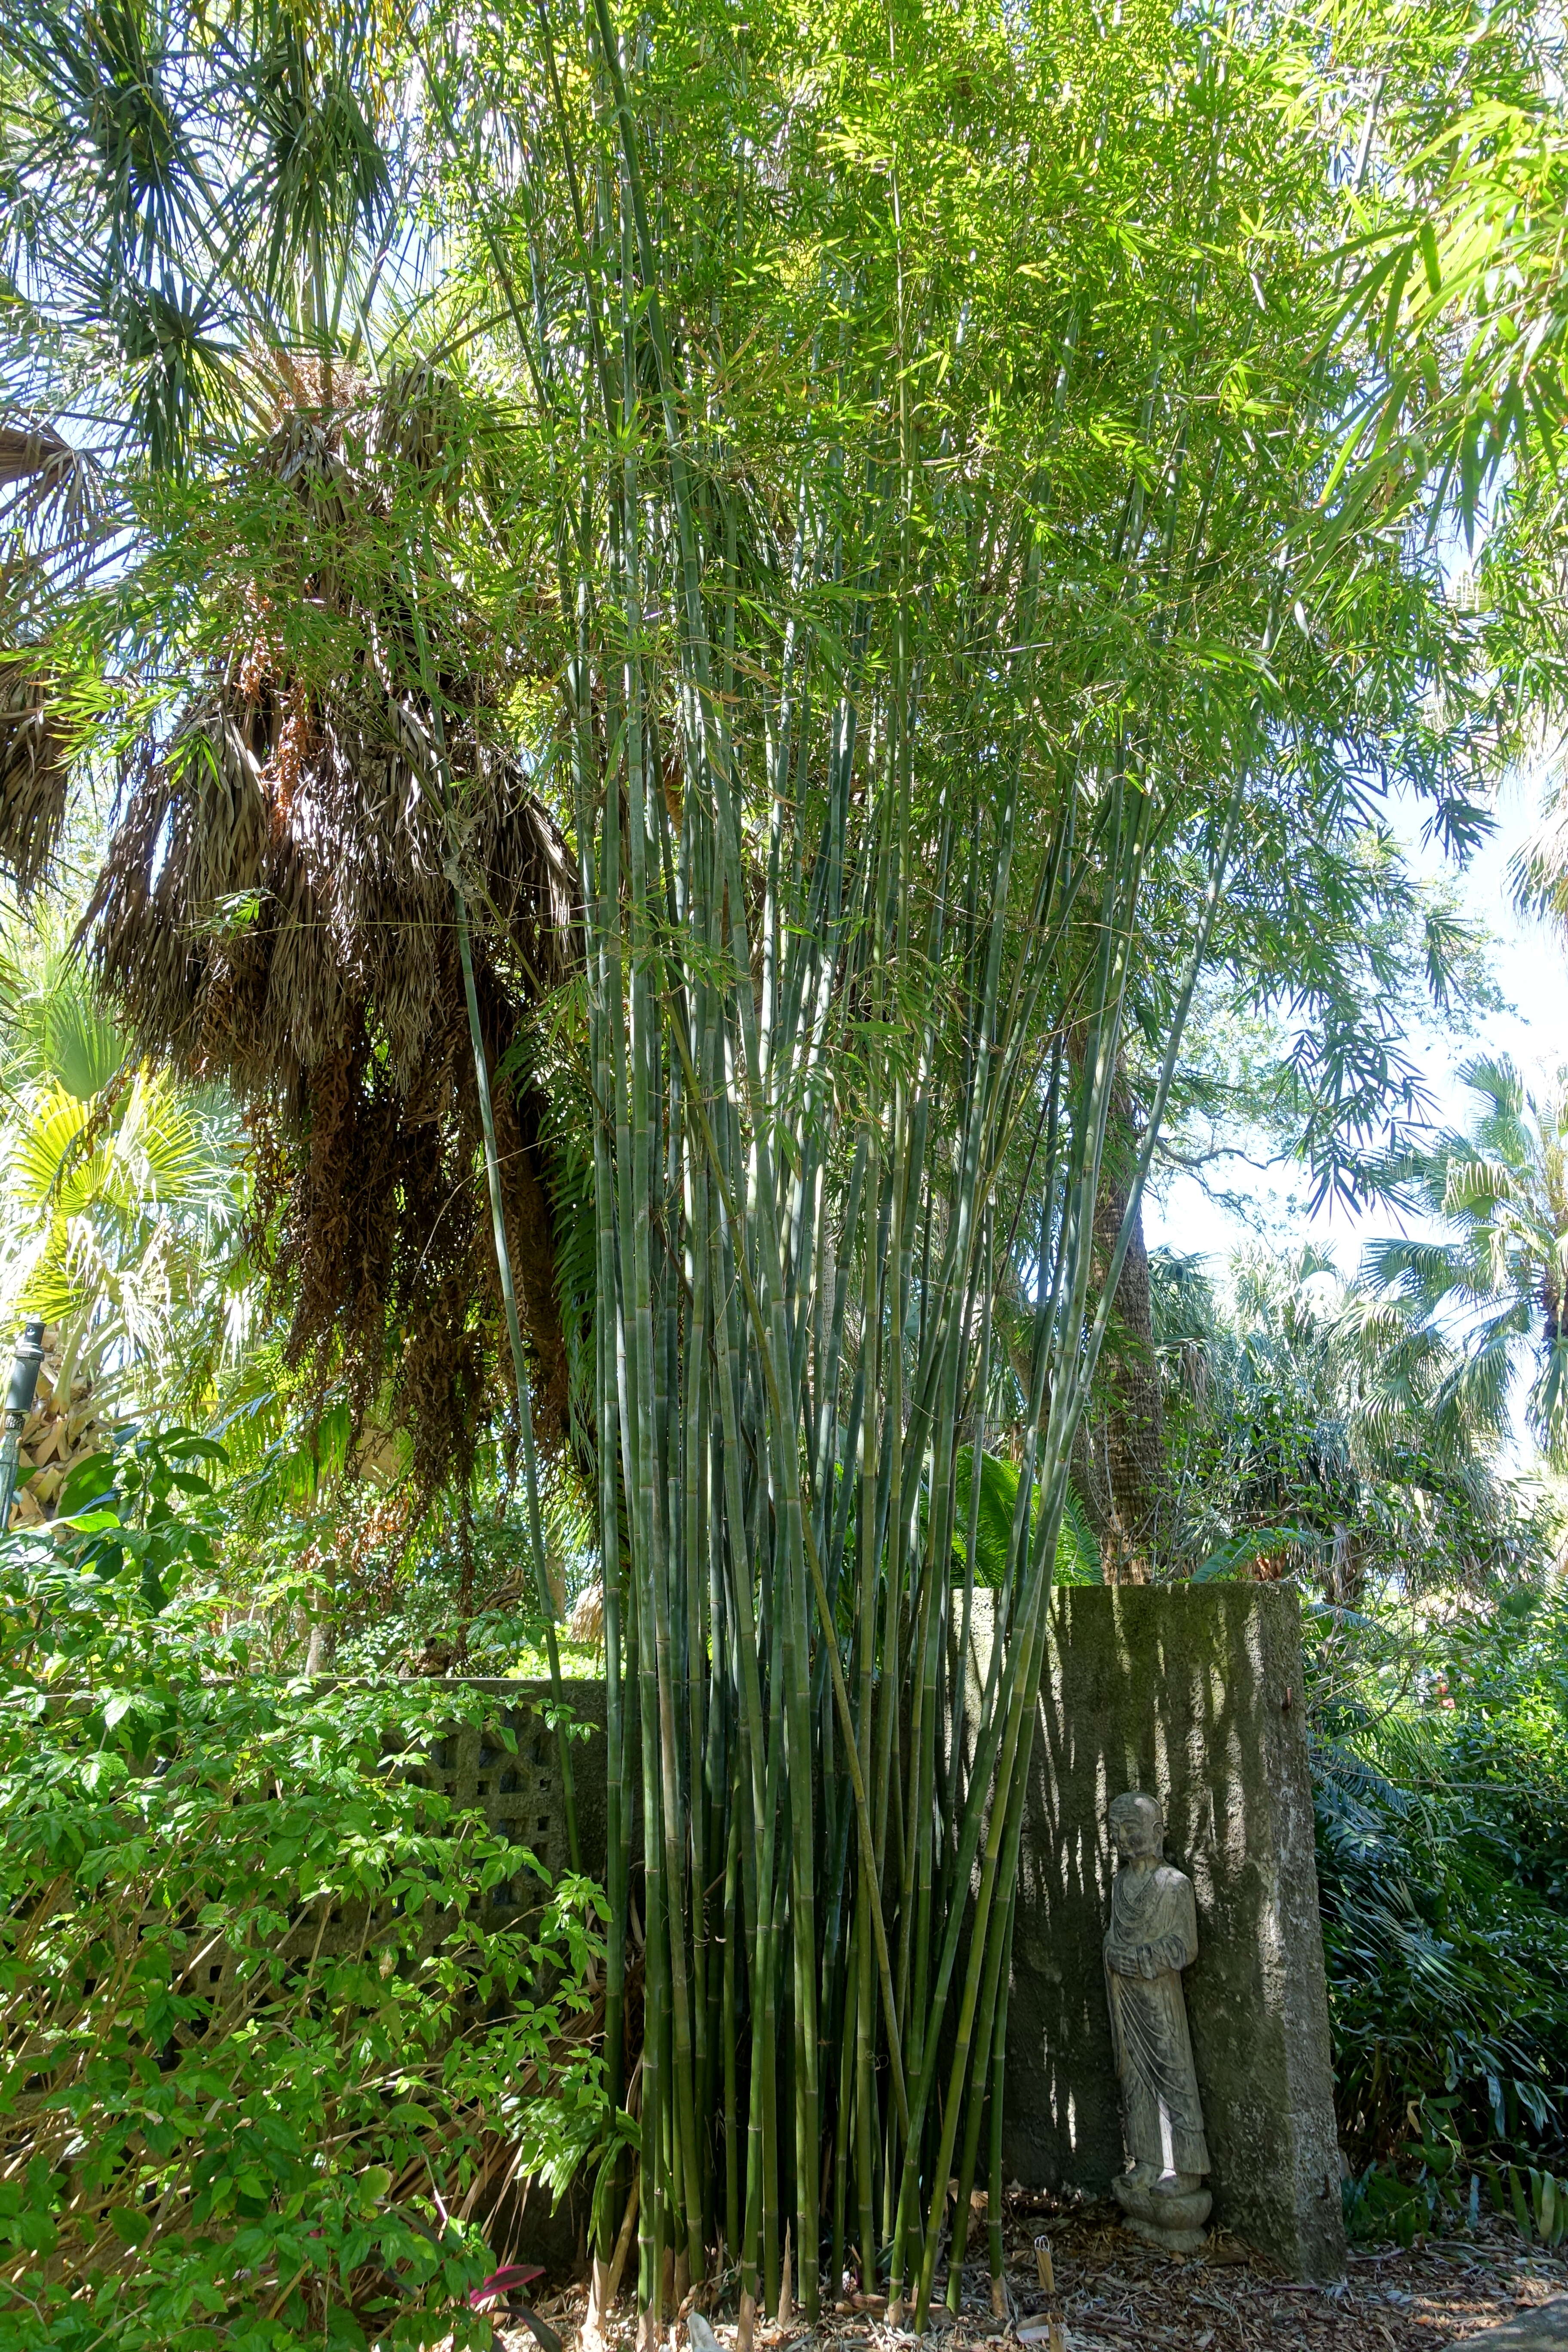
{"left": 402, "top": 558, "right": 582, "bottom": 1873}
{"left": 430, "top": 0, "right": 1345, "bottom": 2324}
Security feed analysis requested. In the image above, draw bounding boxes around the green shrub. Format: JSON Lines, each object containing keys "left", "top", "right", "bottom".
{"left": 0, "top": 1433, "right": 608, "bottom": 2351}
{"left": 1344, "top": 2145, "right": 1568, "bottom": 2251}
{"left": 1313, "top": 1582, "right": 1568, "bottom": 2185}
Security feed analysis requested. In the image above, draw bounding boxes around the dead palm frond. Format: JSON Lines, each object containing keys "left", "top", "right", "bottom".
{"left": 82, "top": 371, "right": 579, "bottom": 1493}
{"left": 0, "top": 421, "right": 107, "bottom": 895}
{"left": 0, "top": 656, "right": 67, "bottom": 897}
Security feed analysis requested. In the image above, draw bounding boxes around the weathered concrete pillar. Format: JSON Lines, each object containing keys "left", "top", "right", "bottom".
{"left": 974, "top": 1582, "right": 1345, "bottom": 2281}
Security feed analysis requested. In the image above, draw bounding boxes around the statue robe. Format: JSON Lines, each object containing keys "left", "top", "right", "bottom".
{"left": 1104, "top": 1860, "right": 1210, "bottom": 2180}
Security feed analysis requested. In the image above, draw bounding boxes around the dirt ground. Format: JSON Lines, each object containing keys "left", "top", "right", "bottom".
{"left": 500, "top": 2195, "right": 1568, "bottom": 2352}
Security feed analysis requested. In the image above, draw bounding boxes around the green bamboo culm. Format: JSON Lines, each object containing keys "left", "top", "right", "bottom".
{"left": 414, "top": 0, "right": 1400, "bottom": 2325}
{"left": 450, "top": 873, "right": 582, "bottom": 1874}
{"left": 402, "top": 550, "right": 583, "bottom": 1874}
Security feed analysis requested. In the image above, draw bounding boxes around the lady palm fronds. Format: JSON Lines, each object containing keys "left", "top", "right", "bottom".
{"left": 1313, "top": 1583, "right": 1568, "bottom": 2175}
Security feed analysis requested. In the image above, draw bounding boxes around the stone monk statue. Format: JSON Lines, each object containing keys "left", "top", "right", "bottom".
{"left": 1103, "top": 1789, "right": 1213, "bottom": 2251}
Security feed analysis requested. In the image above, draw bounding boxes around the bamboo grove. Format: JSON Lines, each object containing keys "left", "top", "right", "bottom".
{"left": 425, "top": 0, "right": 1491, "bottom": 2331}
{"left": 0, "top": 0, "right": 1528, "bottom": 2334}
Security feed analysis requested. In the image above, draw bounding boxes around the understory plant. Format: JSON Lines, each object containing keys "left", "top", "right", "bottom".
{"left": 1311, "top": 1579, "right": 1568, "bottom": 2231}
{"left": 0, "top": 1439, "right": 606, "bottom": 2352}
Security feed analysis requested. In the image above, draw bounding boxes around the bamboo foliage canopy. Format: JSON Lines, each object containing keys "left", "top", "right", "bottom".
{"left": 0, "top": 0, "right": 1534, "bottom": 2334}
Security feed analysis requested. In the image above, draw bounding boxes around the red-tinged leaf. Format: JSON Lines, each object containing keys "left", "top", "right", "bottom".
{"left": 469, "top": 2262, "right": 545, "bottom": 2308}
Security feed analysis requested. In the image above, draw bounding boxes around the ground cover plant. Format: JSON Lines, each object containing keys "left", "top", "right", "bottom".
{"left": 0, "top": 1434, "right": 606, "bottom": 2350}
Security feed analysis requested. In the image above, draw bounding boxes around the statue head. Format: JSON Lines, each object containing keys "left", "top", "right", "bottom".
{"left": 1108, "top": 1790, "right": 1164, "bottom": 1861}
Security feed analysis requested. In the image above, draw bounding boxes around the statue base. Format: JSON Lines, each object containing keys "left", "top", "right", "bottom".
{"left": 1112, "top": 2171, "right": 1212, "bottom": 2255}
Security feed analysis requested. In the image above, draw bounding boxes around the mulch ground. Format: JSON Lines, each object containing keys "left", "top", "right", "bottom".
{"left": 499, "top": 2194, "right": 1568, "bottom": 2352}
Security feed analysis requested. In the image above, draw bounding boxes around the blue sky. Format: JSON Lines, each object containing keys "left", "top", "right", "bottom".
{"left": 1145, "top": 772, "right": 1568, "bottom": 1280}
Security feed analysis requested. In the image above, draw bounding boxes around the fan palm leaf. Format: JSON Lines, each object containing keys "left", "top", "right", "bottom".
{"left": 1361, "top": 1057, "right": 1568, "bottom": 1467}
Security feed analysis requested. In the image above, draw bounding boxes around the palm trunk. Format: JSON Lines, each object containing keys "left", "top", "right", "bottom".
{"left": 1080, "top": 1078, "right": 1165, "bottom": 1583}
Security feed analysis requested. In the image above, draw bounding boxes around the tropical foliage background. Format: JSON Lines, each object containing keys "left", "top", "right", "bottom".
{"left": 0, "top": 0, "right": 1567, "bottom": 2339}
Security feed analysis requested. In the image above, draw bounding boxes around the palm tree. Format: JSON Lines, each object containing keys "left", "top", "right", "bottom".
{"left": 2, "top": 0, "right": 584, "bottom": 1529}
{"left": 1362, "top": 1056, "right": 1568, "bottom": 1466}
{"left": 0, "top": 911, "right": 250, "bottom": 1519}
{"left": 3, "top": 0, "right": 588, "bottom": 1848}
{"left": 1142, "top": 1242, "right": 1539, "bottom": 1602}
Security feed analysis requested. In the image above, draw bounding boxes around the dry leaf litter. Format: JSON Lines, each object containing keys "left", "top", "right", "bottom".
{"left": 483, "top": 2193, "right": 1568, "bottom": 2352}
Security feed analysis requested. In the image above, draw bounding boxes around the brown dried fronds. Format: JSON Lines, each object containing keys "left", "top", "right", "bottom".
{"left": 0, "top": 423, "right": 111, "bottom": 895}
{"left": 86, "top": 676, "right": 573, "bottom": 1097}
{"left": 0, "top": 654, "right": 69, "bottom": 897}
{"left": 258, "top": 352, "right": 365, "bottom": 424}
{"left": 0, "top": 422, "right": 106, "bottom": 570}
{"left": 80, "top": 371, "right": 582, "bottom": 1499}
{"left": 264, "top": 685, "right": 317, "bottom": 827}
